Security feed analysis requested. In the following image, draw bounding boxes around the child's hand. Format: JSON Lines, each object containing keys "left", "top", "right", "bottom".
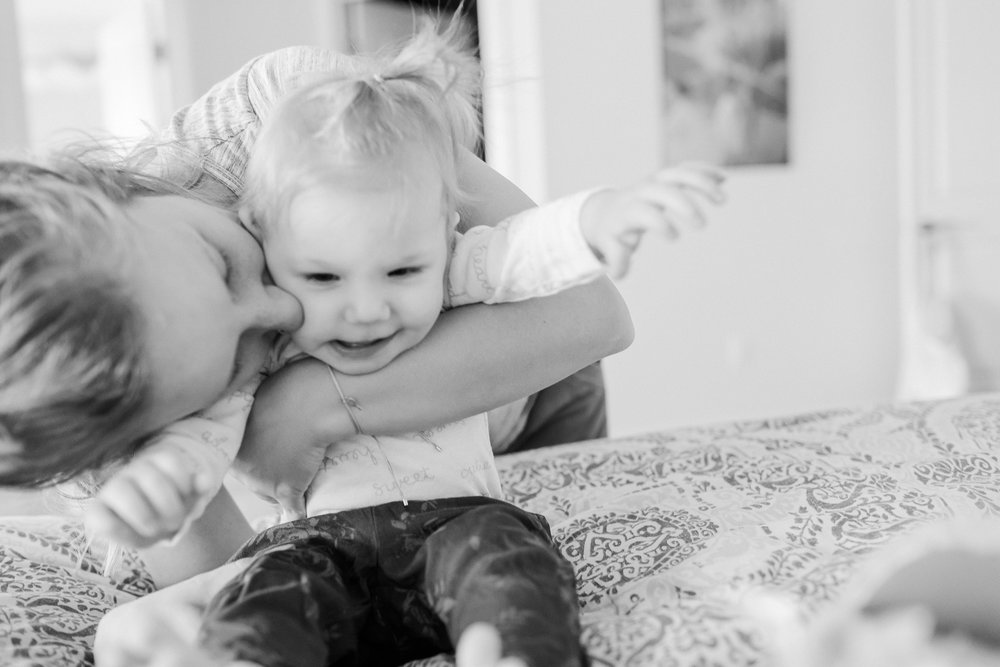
{"left": 580, "top": 162, "right": 727, "bottom": 279}
{"left": 87, "top": 387, "right": 251, "bottom": 548}
{"left": 85, "top": 436, "right": 216, "bottom": 549}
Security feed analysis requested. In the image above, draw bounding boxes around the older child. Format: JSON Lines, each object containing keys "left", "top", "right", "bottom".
{"left": 92, "top": 18, "right": 724, "bottom": 667}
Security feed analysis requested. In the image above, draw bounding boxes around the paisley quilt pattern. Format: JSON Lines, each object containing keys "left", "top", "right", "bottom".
{"left": 4, "top": 393, "right": 1000, "bottom": 665}
{"left": 0, "top": 517, "right": 152, "bottom": 666}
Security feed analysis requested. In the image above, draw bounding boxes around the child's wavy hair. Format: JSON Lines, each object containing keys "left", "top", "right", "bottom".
{"left": 0, "top": 146, "right": 200, "bottom": 488}
{"left": 242, "top": 15, "right": 482, "bottom": 233}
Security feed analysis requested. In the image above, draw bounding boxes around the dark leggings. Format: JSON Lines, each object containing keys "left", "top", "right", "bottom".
{"left": 199, "top": 497, "right": 585, "bottom": 667}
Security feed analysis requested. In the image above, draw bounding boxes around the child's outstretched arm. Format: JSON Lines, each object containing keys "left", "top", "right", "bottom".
{"left": 580, "top": 163, "right": 727, "bottom": 279}
{"left": 447, "top": 162, "right": 726, "bottom": 307}
{"left": 85, "top": 381, "right": 258, "bottom": 548}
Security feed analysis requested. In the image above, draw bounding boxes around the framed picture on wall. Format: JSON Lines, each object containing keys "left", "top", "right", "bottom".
{"left": 660, "top": 0, "right": 788, "bottom": 167}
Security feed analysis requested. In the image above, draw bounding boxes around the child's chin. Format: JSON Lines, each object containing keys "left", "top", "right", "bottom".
{"left": 345, "top": 359, "right": 394, "bottom": 375}
{"left": 324, "top": 353, "right": 396, "bottom": 376}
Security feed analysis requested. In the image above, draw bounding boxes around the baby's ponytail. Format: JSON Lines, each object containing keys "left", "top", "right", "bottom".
{"left": 368, "top": 15, "right": 482, "bottom": 155}
{"left": 246, "top": 13, "right": 484, "bottom": 229}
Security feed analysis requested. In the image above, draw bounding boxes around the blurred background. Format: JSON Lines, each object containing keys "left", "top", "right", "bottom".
{"left": 2, "top": 0, "right": 999, "bottom": 446}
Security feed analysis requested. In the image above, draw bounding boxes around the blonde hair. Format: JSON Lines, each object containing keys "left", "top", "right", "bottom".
{"left": 243, "top": 16, "right": 482, "bottom": 232}
{"left": 0, "top": 149, "right": 194, "bottom": 487}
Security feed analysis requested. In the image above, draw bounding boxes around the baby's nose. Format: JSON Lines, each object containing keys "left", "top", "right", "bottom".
{"left": 345, "top": 287, "right": 390, "bottom": 324}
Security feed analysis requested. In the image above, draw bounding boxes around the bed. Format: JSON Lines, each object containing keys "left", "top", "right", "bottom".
{"left": 4, "top": 391, "right": 1000, "bottom": 666}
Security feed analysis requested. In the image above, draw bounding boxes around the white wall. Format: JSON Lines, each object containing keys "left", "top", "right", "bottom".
{"left": 1, "top": 0, "right": 29, "bottom": 150}
{"left": 162, "top": 0, "right": 342, "bottom": 108}
{"left": 482, "top": 0, "right": 902, "bottom": 435}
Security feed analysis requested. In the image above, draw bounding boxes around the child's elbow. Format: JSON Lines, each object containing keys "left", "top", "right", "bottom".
{"left": 605, "top": 298, "right": 635, "bottom": 356}
{"left": 591, "top": 277, "right": 635, "bottom": 356}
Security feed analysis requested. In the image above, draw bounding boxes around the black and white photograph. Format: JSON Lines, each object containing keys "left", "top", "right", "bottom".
{"left": 3, "top": 2, "right": 1000, "bottom": 666}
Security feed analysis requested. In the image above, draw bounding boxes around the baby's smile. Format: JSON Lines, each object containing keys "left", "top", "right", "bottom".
{"left": 330, "top": 333, "right": 396, "bottom": 355}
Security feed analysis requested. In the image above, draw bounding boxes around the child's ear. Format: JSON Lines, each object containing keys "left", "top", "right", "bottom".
{"left": 238, "top": 205, "right": 262, "bottom": 239}
{"left": 448, "top": 210, "right": 460, "bottom": 231}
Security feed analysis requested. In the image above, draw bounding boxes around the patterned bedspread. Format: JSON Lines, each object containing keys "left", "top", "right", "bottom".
{"left": 4, "top": 392, "right": 1000, "bottom": 666}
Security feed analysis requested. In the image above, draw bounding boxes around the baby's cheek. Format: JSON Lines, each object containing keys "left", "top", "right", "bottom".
{"left": 418, "top": 290, "right": 446, "bottom": 329}
{"left": 290, "top": 313, "right": 332, "bottom": 352}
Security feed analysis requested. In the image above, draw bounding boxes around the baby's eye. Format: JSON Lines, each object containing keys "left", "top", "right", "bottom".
{"left": 388, "top": 266, "right": 422, "bottom": 278}
{"left": 305, "top": 272, "right": 339, "bottom": 284}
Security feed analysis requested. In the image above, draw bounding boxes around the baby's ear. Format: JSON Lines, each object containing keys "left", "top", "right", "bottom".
{"left": 238, "top": 205, "right": 262, "bottom": 239}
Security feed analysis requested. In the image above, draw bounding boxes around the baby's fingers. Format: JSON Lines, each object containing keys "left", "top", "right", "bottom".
{"left": 599, "top": 237, "right": 637, "bottom": 280}
{"left": 635, "top": 180, "right": 717, "bottom": 232}
{"left": 91, "top": 457, "right": 200, "bottom": 544}
{"left": 653, "top": 162, "right": 728, "bottom": 201}
{"left": 589, "top": 201, "right": 676, "bottom": 278}
{"left": 84, "top": 501, "right": 150, "bottom": 548}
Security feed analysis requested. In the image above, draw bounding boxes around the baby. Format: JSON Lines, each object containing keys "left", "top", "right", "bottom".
{"left": 91, "top": 18, "right": 725, "bottom": 667}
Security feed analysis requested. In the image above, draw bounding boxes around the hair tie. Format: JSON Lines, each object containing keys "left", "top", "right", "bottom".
{"left": 371, "top": 73, "right": 385, "bottom": 85}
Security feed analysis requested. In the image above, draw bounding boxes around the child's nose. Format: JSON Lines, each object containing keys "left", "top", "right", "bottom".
{"left": 344, "top": 286, "right": 390, "bottom": 324}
